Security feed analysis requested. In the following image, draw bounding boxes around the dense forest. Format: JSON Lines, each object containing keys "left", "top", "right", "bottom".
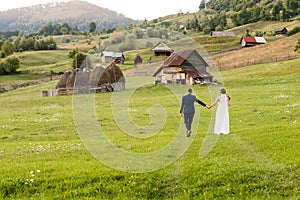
{"left": 200, "top": 0, "right": 300, "bottom": 26}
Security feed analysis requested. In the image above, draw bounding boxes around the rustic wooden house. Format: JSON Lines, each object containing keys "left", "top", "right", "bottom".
{"left": 152, "top": 42, "right": 173, "bottom": 56}
{"left": 101, "top": 51, "right": 125, "bottom": 64}
{"left": 275, "top": 28, "right": 288, "bottom": 36}
{"left": 134, "top": 54, "right": 143, "bottom": 66}
{"left": 210, "top": 31, "right": 235, "bottom": 37}
{"left": 240, "top": 36, "right": 266, "bottom": 47}
{"left": 153, "top": 50, "right": 213, "bottom": 85}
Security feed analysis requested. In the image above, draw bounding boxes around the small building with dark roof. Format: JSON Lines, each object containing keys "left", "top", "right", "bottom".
{"left": 275, "top": 28, "right": 288, "bottom": 36}
{"left": 152, "top": 42, "right": 173, "bottom": 56}
{"left": 101, "top": 51, "right": 125, "bottom": 64}
{"left": 210, "top": 31, "right": 235, "bottom": 37}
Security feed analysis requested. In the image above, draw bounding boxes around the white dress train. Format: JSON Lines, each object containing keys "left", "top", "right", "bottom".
{"left": 214, "top": 94, "right": 230, "bottom": 134}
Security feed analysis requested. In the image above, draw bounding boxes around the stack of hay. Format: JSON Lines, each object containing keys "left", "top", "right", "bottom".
{"left": 55, "top": 61, "right": 125, "bottom": 95}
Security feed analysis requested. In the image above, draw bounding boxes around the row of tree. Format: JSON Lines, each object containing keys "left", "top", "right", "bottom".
{"left": 0, "top": 37, "right": 57, "bottom": 58}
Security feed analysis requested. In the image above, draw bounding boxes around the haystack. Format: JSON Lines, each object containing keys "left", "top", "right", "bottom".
{"left": 66, "top": 69, "right": 78, "bottom": 91}
{"left": 104, "top": 62, "right": 125, "bottom": 91}
{"left": 74, "top": 68, "right": 90, "bottom": 89}
{"left": 134, "top": 54, "right": 143, "bottom": 66}
{"left": 89, "top": 64, "right": 109, "bottom": 87}
{"left": 55, "top": 70, "right": 72, "bottom": 89}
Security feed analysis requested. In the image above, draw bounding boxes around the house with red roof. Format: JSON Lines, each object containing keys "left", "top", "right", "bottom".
{"left": 153, "top": 50, "right": 213, "bottom": 85}
{"left": 240, "top": 36, "right": 267, "bottom": 47}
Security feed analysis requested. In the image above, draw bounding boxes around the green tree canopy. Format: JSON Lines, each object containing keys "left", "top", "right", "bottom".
{"left": 89, "top": 22, "right": 96, "bottom": 33}
{"left": 1, "top": 40, "right": 15, "bottom": 58}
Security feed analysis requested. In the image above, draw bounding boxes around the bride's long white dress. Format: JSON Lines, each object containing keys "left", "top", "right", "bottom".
{"left": 214, "top": 94, "right": 230, "bottom": 134}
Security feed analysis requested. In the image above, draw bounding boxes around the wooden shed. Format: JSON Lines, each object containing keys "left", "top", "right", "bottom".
{"left": 101, "top": 51, "right": 125, "bottom": 64}
{"left": 134, "top": 54, "right": 143, "bottom": 66}
{"left": 153, "top": 50, "right": 213, "bottom": 85}
{"left": 210, "top": 31, "right": 235, "bottom": 37}
{"left": 275, "top": 28, "right": 288, "bottom": 36}
{"left": 152, "top": 42, "right": 173, "bottom": 56}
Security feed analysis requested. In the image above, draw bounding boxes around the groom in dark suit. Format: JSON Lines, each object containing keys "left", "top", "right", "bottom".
{"left": 180, "top": 88, "right": 208, "bottom": 137}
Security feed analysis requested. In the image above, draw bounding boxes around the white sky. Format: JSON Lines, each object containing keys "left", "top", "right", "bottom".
{"left": 0, "top": 0, "right": 200, "bottom": 20}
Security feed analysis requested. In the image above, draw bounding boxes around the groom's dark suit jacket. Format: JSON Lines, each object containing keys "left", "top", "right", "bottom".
{"left": 180, "top": 93, "right": 206, "bottom": 114}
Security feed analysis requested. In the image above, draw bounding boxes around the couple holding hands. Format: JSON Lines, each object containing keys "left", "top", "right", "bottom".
{"left": 180, "top": 88, "right": 230, "bottom": 137}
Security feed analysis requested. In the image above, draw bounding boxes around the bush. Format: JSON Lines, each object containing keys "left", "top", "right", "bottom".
{"left": 0, "top": 62, "right": 4, "bottom": 75}
{"left": 0, "top": 56, "right": 20, "bottom": 75}
{"left": 288, "top": 26, "right": 300, "bottom": 36}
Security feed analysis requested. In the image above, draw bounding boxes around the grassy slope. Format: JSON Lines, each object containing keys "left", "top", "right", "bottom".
{"left": 212, "top": 32, "right": 300, "bottom": 70}
{"left": 0, "top": 57, "right": 299, "bottom": 199}
{"left": 0, "top": 50, "right": 71, "bottom": 86}
{"left": 228, "top": 20, "right": 300, "bottom": 35}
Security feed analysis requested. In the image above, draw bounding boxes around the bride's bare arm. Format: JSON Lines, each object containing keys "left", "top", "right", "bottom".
{"left": 208, "top": 96, "right": 220, "bottom": 109}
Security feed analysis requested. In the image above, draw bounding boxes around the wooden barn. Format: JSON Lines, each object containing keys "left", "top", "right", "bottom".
{"left": 152, "top": 42, "right": 173, "bottom": 56}
{"left": 101, "top": 51, "right": 125, "bottom": 64}
{"left": 153, "top": 50, "right": 213, "bottom": 85}
{"left": 210, "top": 31, "right": 235, "bottom": 37}
{"left": 134, "top": 54, "right": 143, "bottom": 66}
{"left": 240, "top": 36, "right": 266, "bottom": 47}
{"left": 275, "top": 28, "right": 288, "bottom": 36}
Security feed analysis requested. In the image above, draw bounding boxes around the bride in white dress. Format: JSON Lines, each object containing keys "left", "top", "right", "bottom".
{"left": 208, "top": 88, "right": 230, "bottom": 134}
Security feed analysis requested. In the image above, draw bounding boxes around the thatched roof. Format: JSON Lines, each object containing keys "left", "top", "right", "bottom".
{"left": 66, "top": 69, "right": 79, "bottom": 90}
{"left": 105, "top": 62, "right": 125, "bottom": 84}
{"left": 134, "top": 54, "right": 143, "bottom": 64}
{"left": 55, "top": 70, "right": 72, "bottom": 89}
{"left": 74, "top": 69, "right": 90, "bottom": 89}
{"left": 89, "top": 62, "right": 125, "bottom": 91}
{"left": 89, "top": 64, "right": 108, "bottom": 87}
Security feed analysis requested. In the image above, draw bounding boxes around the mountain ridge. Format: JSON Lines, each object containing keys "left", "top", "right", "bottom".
{"left": 0, "top": 0, "right": 140, "bottom": 32}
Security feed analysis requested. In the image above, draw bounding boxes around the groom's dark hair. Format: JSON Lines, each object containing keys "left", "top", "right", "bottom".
{"left": 188, "top": 88, "right": 192, "bottom": 93}
{"left": 221, "top": 88, "right": 226, "bottom": 94}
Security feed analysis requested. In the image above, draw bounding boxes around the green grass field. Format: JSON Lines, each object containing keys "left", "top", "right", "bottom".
{"left": 0, "top": 57, "right": 299, "bottom": 199}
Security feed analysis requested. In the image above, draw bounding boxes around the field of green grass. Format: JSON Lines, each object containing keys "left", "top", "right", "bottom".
{"left": 0, "top": 56, "right": 299, "bottom": 199}
{"left": 0, "top": 50, "right": 71, "bottom": 86}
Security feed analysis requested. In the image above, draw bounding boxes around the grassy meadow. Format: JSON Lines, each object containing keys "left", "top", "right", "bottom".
{"left": 0, "top": 55, "right": 299, "bottom": 199}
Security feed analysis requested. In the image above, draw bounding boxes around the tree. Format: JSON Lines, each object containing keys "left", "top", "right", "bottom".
{"left": 120, "top": 33, "right": 137, "bottom": 51}
{"left": 199, "top": 0, "right": 206, "bottom": 10}
{"left": 286, "top": 0, "right": 300, "bottom": 16}
{"left": 68, "top": 49, "right": 90, "bottom": 69}
{"left": 133, "top": 28, "right": 144, "bottom": 39}
{"left": 89, "top": 22, "right": 96, "bottom": 33}
{"left": 0, "top": 40, "right": 16, "bottom": 58}
{"left": 60, "top": 27, "right": 68, "bottom": 35}
{"left": 271, "top": 4, "right": 281, "bottom": 21}
{"left": 0, "top": 56, "right": 20, "bottom": 75}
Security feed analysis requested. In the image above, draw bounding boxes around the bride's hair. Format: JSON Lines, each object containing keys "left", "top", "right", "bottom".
{"left": 221, "top": 88, "right": 226, "bottom": 94}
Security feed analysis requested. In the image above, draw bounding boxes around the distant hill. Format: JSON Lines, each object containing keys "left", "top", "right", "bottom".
{"left": 0, "top": 0, "right": 140, "bottom": 32}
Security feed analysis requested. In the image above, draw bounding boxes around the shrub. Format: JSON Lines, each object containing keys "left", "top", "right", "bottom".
{"left": 288, "top": 26, "right": 300, "bottom": 36}
{"left": 0, "top": 56, "right": 20, "bottom": 75}
{"left": 0, "top": 62, "right": 4, "bottom": 75}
